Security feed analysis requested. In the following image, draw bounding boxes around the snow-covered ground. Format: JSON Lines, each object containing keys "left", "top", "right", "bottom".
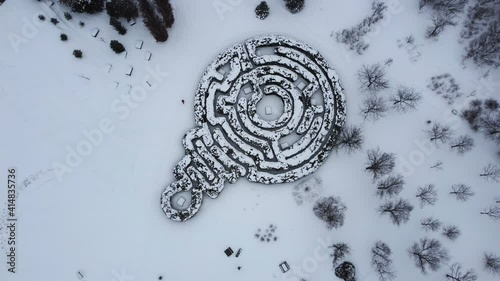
{"left": 0, "top": 0, "right": 499, "bottom": 281}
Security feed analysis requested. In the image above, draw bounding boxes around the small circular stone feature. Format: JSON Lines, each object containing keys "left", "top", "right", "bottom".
{"left": 161, "top": 35, "right": 346, "bottom": 221}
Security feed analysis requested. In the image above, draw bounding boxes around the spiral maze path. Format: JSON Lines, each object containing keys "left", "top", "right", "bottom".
{"left": 161, "top": 35, "right": 346, "bottom": 221}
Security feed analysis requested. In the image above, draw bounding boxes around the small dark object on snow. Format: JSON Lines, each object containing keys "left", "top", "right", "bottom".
{"left": 60, "top": 33, "right": 68, "bottom": 41}
{"left": 158, "top": 276, "right": 162, "bottom": 280}
{"left": 181, "top": 99, "right": 185, "bottom": 104}
{"left": 64, "top": 12, "right": 73, "bottom": 20}
{"left": 237, "top": 266, "right": 241, "bottom": 270}
{"left": 79, "top": 21, "right": 85, "bottom": 27}
{"left": 427, "top": 120, "right": 432, "bottom": 124}
{"left": 236, "top": 248, "right": 242, "bottom": 257}
{"left": 110, "top": 40, "right": 126, "bottom": 54}
{"left": 224, "top": 247, "right": 234, "bottom": 257}
{"left": 38, "top": 15, "right": 46, "bottom": 21}
{"left": 73, "top": 50, "right": 83, "bottom": 58}
{"left": 50, "top": 18, "right": 59, "bottom": 25}
{"left": 335, "top": 261, "right": 356, "bottom": 281}
{"left": 279, "top": 261, "right": 290, "bottom": 273}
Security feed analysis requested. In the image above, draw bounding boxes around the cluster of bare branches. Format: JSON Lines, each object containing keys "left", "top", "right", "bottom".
{"left": 376, "top": 174, "right": 405, "bottom": 199}
{"left": 365, "top": 148, "right": 395, "bottom": 181}
{"left": 421, "top": 217, "right": 442, "bottom": 232}
{"left": 450, "top": 135, "right": 475, "bottom": 155}
{"left": 427, "top": 122, "right": 454, "bottom": 144}
{"left": 336, "top": 125, "right": 364, "bottom": 154}
{"left": 371, "top": 241, "right": 395, "bottom": 281}
{"left": 408, "top": 237, "right": 450, "bottom": 274}
{"left": 480, "top": 163, "right": 500, "bottom": 183}
{"left": 416, "top": 184, "right": 438, "bottom": 208}
{"left": 389, "top": 86, "right": 422, "bottom": 113}
{"left": 330, "top": 242, "right": 351, "bottom": 267}
{"left": 442, "top": 225, "right": 461, "bottom": 241}
{"left": 450, "top": 184, "right": 474, "bottom": 201}
{"left": 379, "top": 199, "right": 414, "bottom": 226}
{"left": 446, "top": 263, "right": 478, "bottom": 281}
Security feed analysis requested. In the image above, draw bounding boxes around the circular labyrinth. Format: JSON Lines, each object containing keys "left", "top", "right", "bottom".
{"left": 161, "top": 35, "right": 346, "bottom": 221}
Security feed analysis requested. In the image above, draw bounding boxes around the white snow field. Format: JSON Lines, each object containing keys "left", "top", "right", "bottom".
{"left": 0, "top": 0, "right": 499, "bottom": 281}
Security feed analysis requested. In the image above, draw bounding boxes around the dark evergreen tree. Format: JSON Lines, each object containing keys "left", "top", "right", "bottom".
{"left": 60, "top": 0, "right": 105, "bottom": 14}
{"left": 255, "top": 1, "right": 270, "bottom": 20}
{"left": 110, "top": 40, "right": 126, "bottom": 54}
{"left": 139, "top": 0, "right": 169, "bottom": 42}
{"left": 284, "top": 0, "right": 304, "bottom": 14}
{"left": 106, "top": 0, "right": 139, "bottom": 21}
{"left": 335, "top": 261, "right": 356, "bottom": 281}
{"left": 73, "top": 49, "right": 83, "bottom": 58}
{"left": 154, "top": 0, "right": 175, "bottom": 28}
{"left": 110, "top": 17, "right": 127, "bottom": 35}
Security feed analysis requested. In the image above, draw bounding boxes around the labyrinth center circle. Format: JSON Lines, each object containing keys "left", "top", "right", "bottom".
{"left": 255, "top": 93, "right": 285, "bottom": 121}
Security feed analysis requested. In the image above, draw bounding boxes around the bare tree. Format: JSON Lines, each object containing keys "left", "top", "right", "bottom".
{"left": 330, "top": 242, "right": 351, "bottom": 267}
{"left": 450, "top": 135, "right": 475, "bottom": 155}
{"left": 427, "top": 123, "right": 453, "bottom": 144}
{"left": 464, "top": 21, "right": 500, "bottom": 68}
{"left": 313, "top": 196, "right": 347, "bottom": 229}
{"left": 446, "top": 263, "right": 478, "bottom": 281}
{"left": 390, "top": 86, "right": 422, "bottom": 112}
{"left": 379, "top": 198, "right": 414, "bottom": 226}
{"left": 421, "top": 217, "right": 442, "bottom": 232}
{"left": 450, "top": 184, "right": 474, "bottom": 201}
{"left": 357, "top": 63, "right": 389, "bottom": 92}
{"left": 480, "top": 113, "right": 500, "bottom": 144}
{"left": 372, "top": 241, "right": 395, "bottom": 281}
{"left": 408, "top": 237, "right": 450, "bottom": 274}
{"left": 336, "top": 125, "right": 364, "bottom": 154}
{"left": 442, "top": 225, "right": 460, "bottom": 241}
{"left": 360, "top": 95, "right": 388, "bottom": 121}
{"left": 365, "top": 148, "right": 395, "bottom": 180}
{"left": 480, "top": 205, "right": 500, "bottom": 221}
{"left": 483, "top": 252, "right": 500, "bottom": 275}
{"left": 425, "top": 11, "right": 456, "bottom": 39}
{"left": 431, "top": 160, "right": 444, "bottom": 170}
{"left": 480, "top": 163, "right": 500, "bottom": 182}
{"left": 416, "top": 184, "right": 438, "bottom": 208}
{"left": 376, "top": 174, "right": 405, "bottom": 199}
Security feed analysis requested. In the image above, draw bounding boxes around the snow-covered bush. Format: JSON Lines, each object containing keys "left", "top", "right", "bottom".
{"left": 60, "top": 0, "right": 105, "bottom": 14}
{"left": 60, "top": 33, "right": 68, "bottom": 41}
{"left": 255, "top": 1, "right": 269, "bottom": 20}
{"left": 335, "top": 261, "right": 356, "bottom": 281}
{"left": 64, "top": 12, "right": 73, "bottom": 20}
{"left": 110, "top": 40, "right": 125, "bottom": 54}
{"left": 336, "top": 1, "right": 387, "bottom": 54}
{"left": 313, "top": 196, "right": 347, "bottom": 229}
{"left": 427, "top": 73, "right": 461, "bottom": 104}
{"left": 38, "top": 14, "right": 46, "bottom": 21}
{"left": 284, "top": 0, "right": 304, "bottom": 14}
{"left": 50, "top": 18, "right": 59, "bottom": 25}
